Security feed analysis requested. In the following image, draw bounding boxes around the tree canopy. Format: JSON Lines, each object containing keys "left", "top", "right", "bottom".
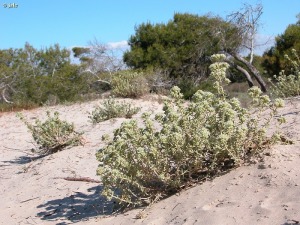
{"left": 123, "top": 13, "right": 240, "bottom": 79}
{"left": 0, "top": 43, "right": 90, "bottom": 107}
{"left": 262, "top": 16, "right": 300, "bottom": 76}
{"left": 123, "top": 11, "right": 267, "bottom": 92}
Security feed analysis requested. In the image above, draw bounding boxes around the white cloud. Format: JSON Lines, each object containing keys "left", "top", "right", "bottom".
{"left": 107, "top": 40, "right": 129, "bottom": 50}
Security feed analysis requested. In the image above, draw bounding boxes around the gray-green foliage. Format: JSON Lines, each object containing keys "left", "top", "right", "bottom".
{"left": 96, "top": 54, "right": 284, "bottom": 207}
{"left": 270, "top": 49, "right": 300, "bottom": 97}
{"left": 111, "top": 70, "right": 150, "bottom": 98}
{"left": 0, "top": 43, "right": 90, "bottom": 108}
{"left": 89, "top": 97, "right": 141, "bottom": 123}
{"left": 17, "top": 111, "right": 83, "bottom": 154}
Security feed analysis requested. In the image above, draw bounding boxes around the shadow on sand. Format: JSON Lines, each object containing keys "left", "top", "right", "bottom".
{"left": 282, "top": 222, "right": 300, "bottom": 225}
{"left": 2, "top": 154, "right": 47, "bottom": 165}
{"left": 36, "top": 185, "right": 116, "bottom": 224}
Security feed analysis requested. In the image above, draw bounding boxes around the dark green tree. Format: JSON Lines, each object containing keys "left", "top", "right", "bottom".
{"left": 124, "top": 13, "right": 239, "bottom": 80}
{"left": 124, "top": 9, "right": 268, "bottom": 92}
{"left": 37, "top": 44, "right": 71, "bottom": 77}
{"left": 262, "top": 15, "right": 300, "bottom": 76}
{"left": 0, "top": 43, "right": 90, "bottom": 107}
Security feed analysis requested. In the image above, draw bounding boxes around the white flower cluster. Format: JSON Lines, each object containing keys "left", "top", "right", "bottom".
{"left": 271, "top": 49, "right": 300, "bottom": 97}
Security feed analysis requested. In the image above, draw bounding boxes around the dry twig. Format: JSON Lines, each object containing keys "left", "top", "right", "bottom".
{"left": 53, "top": 176, "right": 101, "bottom": 183}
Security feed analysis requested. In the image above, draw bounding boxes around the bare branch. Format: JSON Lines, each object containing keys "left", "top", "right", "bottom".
{"left": 53, "top": 176, "right": 101, "bottom": 183}
{"left": 2, "top": 88, "right": 13, "bottom": 104}
{"left": 95, "top": 79, "right": 111, "bottom": 85}
{"left": 232, "top": 53, "right": 267, "bottom": 92}
{"left": 222, "top": 3, "right": 268, "bottom": 92}
{"left": 224, "top": 58, "right": 254, "bottom": 87}
{"left": 227, "top": 3, "right": 264, "bottom": 62}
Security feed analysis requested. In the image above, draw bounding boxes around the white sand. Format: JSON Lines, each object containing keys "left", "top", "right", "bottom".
{"left": 1, "top": 96, "right": 299, "bottom": 225}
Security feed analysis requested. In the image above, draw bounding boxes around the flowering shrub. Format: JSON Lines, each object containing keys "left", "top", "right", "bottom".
{"left": 89, "top": 97, "right": 141, "bottom": 123}
{"left": 270, "top": 49, "right": 300, "bottom": 97}
{"left": 96, "top": 54, "right": 284, "bottom": 208}
{"left": 17, "top": 111, "right": 83, "bottom": 154}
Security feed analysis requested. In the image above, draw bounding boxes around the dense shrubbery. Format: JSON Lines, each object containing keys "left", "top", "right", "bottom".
{"left": 177, "top": 78, "right": 216, "bottom": 99}
{"left": 0, "top": 43, "right": 96, "bottom": 110}
{"left": 89, "top": 97, "right": 141, "bottom": 123}
{"left": 262, "top": 18, "right": 300, "bottom": 76}
{"left": 96, "top": 54, "right": 284, "bottom": 208}
{"left": 270, "top": 49, "right": 300, "bottom": 97}
{"left": 17, "top": 111, "right": 83, "bottom": 154}
{"left": 111, "top": 70, "right": 150, "bottom": 98}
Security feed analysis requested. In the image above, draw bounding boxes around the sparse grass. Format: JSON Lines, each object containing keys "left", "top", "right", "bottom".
{"left": 224, "top": 82, "right": 249, "bottom": 93}
{"left": 17, "top": 111, "right": 83, "bottom": 155}
{"left": 0, "top": 102, "right": 39, "bottom": 113}
{"left": 225, "top": 82, "right": 253, "bottom": 108}
{"left": 88, "top": 97, "right": 141, "bottom": 123}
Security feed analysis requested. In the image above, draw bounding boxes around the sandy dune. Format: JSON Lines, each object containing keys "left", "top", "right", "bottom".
{"left": 1, "top": 96, "right": 300, "bottom": 225}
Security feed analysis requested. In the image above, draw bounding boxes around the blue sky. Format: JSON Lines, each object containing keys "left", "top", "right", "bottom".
{"left": 0, "top": 0, "right": 299, "bottom": 54}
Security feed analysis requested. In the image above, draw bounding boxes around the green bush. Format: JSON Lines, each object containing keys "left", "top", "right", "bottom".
{"left": 17, "top": 111, "right": 83, "bottom": 154}
{"left": 111, "top": 70, "right": 150, "bottom": 98}
{"left": 177, "top": 78, "right": 200, "bottom": 100}
{"left": 88, "top": 97, "right": 141, "bottom": 123}
{"left": 96, "top": 54, "right": 284, "bottom": 208}
{"left": 270, "top": 49, "right": 300, "bottom": 97}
